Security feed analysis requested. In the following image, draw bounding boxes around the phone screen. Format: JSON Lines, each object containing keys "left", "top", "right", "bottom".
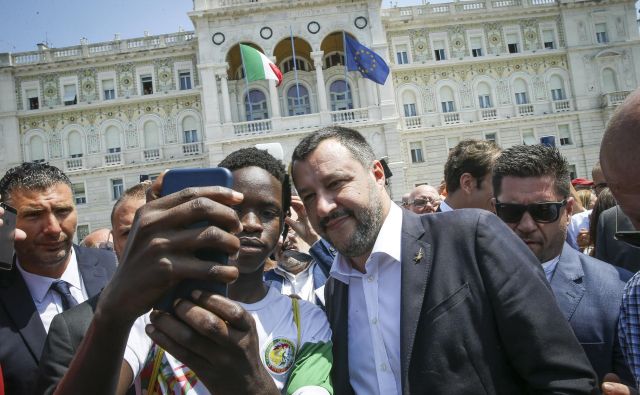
{"left": 0, "top": 203, "right": 17, "bottom": 270}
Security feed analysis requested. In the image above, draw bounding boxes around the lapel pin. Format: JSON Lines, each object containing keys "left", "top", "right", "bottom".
{"left": 413, "top": 247, "right": 424, "bottom": 264}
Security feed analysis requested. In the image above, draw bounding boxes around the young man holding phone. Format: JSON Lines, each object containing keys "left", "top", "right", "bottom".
{"left": 45, "top": 148, "right": 333, "bottom": 395}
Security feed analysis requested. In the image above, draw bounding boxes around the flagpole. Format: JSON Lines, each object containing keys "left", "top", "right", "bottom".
{"left": 239, "top": 43, "right": 254, "bottom": 121}
{"left": 289, "top": 26, "right": 302, "bottom": 115}
{"left": 342, "top": 31, "right": 350, "bottom": 110}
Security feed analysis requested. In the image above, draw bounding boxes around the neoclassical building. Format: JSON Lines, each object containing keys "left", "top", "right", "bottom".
{"left": 0, "top": 0, "right": 638, "bottom": 239}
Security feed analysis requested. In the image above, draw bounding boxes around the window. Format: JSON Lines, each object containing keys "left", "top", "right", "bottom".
{"left": 433, "top": 40, "right": 446, "bottom": 61}
{"left": 558, "top": 124, "right": 572, "bottom": 146}
{"left": 76, "top": 225, "right": 90, "bottom": 244}
{"left": 542, "top": 30, "right": 555, "bottom": 49}
{"left": 26, "top": 88, "right": 39, "bottom": 110}
{"left": 68, "top": 131, "right": 83, "bottom": 158}
{"left": 602, "top": 68, "right": 618, "bottom": 93}
{"left": 595, "top": 23, "right": 608, "bottom": 43}
{"left": 179, "top": 71, "right": 192, "bottom": 90}
{"left": 506, "top": 33, "right": 520, "bottom": 54}
{"left": 282, "top": 57, "right": 308, "bottom": 73}
{"left": 447, "top": 136, "right": 460, "bottom": 151}
{"left": 143, "top": 121, "right": 161, "bottom": 148}
{"left": 72, "top": 183, "right": 87, "bottom": 204}
{"left": 102, "top": 79, "right": 115, "bottom": 100}
{"left": 514, "top": 79, "right": 529, "bottom": 104}
{"left": 244, "top": 89, "right": 269, "bottom": 121}
{"left": 477, "top": 83, "right": 492, "bottom": 108}
{"left": 105, "top": 126, "right": 121, "bottom": 153}
{"left": 141, "top": 74, "right": 153, "bottom": 95}
{"left": 550, "top": 75, "right": 565, "bottom": 101}
{"left": 522, "top": 129, "right": 536, "bottom": 145}
{"left": 402, "top": 90, "right": 418, "bottom": 117}
{"left": 324, "top": 52, "right": 344, "bottom": 69}
{"left": 182, "top": 116, "right": 199, "bottom": 143}
{"left": 410, "top": 142, "right": 424, "bottom": 163}
{"left": 63, "top": 84, "right": 77, "bottom": 105}
{"left": 287, "top": 85, "right": 311, "bottom": 116}
{"left": 396, "top": 44, "right": 409, "bottom": 65}
{"left": 111, "top": 178, "right": 124, "bottom": 200}
{"left": 440, "top": 86, "right": 455, "bottom": 113}
{"left": 568, "top": 164, "right": 577, "bottom": 180}
{"left": 404, "top": 103, "right": 417, "bottom": 117}
{"left": 30, "top": 135, "right": 46, "bottom": 163}
{"left": 484, "top": 132, "right": 497, "bottom": 142}
{"left": 470, "top": 37, "right": 483, "bottom": 57}
{"left": 329, "top": 80, "right": 353, "bottom": 111}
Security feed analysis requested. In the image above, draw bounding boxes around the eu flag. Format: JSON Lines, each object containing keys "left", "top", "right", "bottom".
{"left": 344, "top": 35, "right": 390, "bottom": 85}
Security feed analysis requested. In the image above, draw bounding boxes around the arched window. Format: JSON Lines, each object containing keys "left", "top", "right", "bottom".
{"left": 440, "top": 86, "right": 456, "bottom": 113}
{"left": 244, "top": 89, "right": 269, "bottom": 121}
{"left": 143, "top": 121, "right": 161, "bottom": 148}
{"left": 514, "top": 79, "right": 529, "bottom": 104}
{"left": 324, "top": 52, "right": 344, "bottom": 69}
{"left": 182, "top": 116, "right": 199, "bottom": 143}
{"left": 282, "top": 57, "right": 308, "bottom": 73}
{"left": 68, "top": 131, "right": 83, "bottom": 158}
{"left": 549, "top": 75, "right": 565, "bottom": 101}
{"left": 105, "top": 126, "right": 121, "bottom": 153}
{"left": 402, "top": 90, "right": 418, "bottom": 117}
{"left": 30, "top": 135, "right": 46, "bottom": 163}
{"left": 329, "top": 80, "right": 353, "bottom": 111}
{"left": 287, "top": 85, "right": 311, "bottom": 116}
{"left": 477, "top": 82, "right": 492, "bottom": 108}
{"left": 602, "top": 68, "right": 618, "bottom": 93}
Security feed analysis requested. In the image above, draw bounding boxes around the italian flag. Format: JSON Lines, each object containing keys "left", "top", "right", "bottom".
{"left": 240, "top": 44, "right": 283, "bottom": 86}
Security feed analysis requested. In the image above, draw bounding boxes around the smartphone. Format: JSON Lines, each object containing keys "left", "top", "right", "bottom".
{"left": 153, "top": 167, "right": 234, "bottom": 312}
{"left": 0, "top": 202, "right": 17, "bottom": 270}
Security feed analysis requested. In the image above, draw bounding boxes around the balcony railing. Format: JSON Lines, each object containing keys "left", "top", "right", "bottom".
{"left": 233, "top": 119, "right": 273, "bottom": 136}
{"left": 143, "top": 148, "right": 161, "bottom": 161}
{"left": 602, "top": 91, "right": 631, "bottom": 108}
{"left": 516, "top": 104, "right": 534, "bottom": 116}
{"left": 404, "top": 116, "right": 422, "bottom": 129}
{"left": 104, "top": 153, "right": 122, "bottom": 166}
{"left": 479, "top": 108, "right": 498, "bottom": 121}
{"left": 330, "top": 108, "right": 369, "bottom": 124}
{"left": 66, "top": 157, "right": 84, "bottom": 171}
{"left": 442, "top": 112, "right": 461, "bottom": 125}
{"left": 552, "top": 99, "right": 571, "bottom": 113}
{"left": 182, "top": 142, "right": 202, "bottom": 156}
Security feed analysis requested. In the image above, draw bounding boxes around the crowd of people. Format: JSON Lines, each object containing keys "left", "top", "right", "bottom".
{"left": 2, "top": 89, "right": 640, "bottom": 395}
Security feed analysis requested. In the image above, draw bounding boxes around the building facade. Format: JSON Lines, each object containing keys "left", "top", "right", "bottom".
{"left": 0, "top": 0, "right": 638, "bottom": 239}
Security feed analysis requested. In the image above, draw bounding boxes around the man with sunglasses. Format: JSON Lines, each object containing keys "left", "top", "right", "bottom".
{"left": 407, "top": 184, "right": 440, "bottom": 214}
{"left": 492, "top": 144, "right": 634, "bottom": 385}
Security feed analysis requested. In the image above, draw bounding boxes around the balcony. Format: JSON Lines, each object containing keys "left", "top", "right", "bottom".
{"left": 143, "top": 148, "right": 162, "bottom": 161}
{"left": 182, "top": 142, "right": 202, "bottom": 156}
{"left": 602, "top": 91, "right": 631, "bottom": 108}
{"left": 404, "top": 116, "right": 423, "bottom": 129}
{"left": 104, "top": 153, "right": 122, "bottom": 167}
{"left": 330, "top": 108, "right": 369, "bottom": 124}
{"left": 65, "top": 157, "right": 84, "bottom": 171}
{"left": 516, "top": 104, "right": 534, "bottom": 116}
{"left": 441, "top": 112, "right": 461, "bottom": 125}
{"left": 552, "top": 99, "right": 571, "bottom": 113}
{"left": 479, "top": 108, "right": 498, "bottom": 121}
{"left": 233, "top": 119, "right": 273, "bottom": 136}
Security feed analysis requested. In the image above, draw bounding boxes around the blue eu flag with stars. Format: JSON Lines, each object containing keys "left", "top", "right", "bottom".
{"left": 344, "top": 35, "right": 390, "bottom": 85}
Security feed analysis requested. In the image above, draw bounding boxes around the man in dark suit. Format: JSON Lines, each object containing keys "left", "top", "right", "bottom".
{"left": 596, "top": 206, "right": 640, "bottom": 273}
{"left": 291, "top": 126, "right": 597, "bottom": 394}
{"left": 492, "top": 144, "right": 633, "bottom": 384}
{"left": 0, "top": 162, "right": 117, "bottom": 394}
{"left": 437, "top": 139, "right": 501, "bottom": 213}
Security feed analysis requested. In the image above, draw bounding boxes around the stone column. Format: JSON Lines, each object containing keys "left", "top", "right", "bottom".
{"left": 311, "top": 51, "right": 328, "bottom": 113}
{"left": 215, "top": 64, "right": 232, "bottom": 124}
{"left": 197, "top": 63, "right": 222, "bottom": 141}
{"left": 268, "top": 57, "right": 281, "bottom": 119}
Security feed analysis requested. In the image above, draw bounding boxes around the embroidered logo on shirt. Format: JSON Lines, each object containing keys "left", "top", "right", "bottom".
{"left": 264, "top": 338, "right": 296, "bottom": 374}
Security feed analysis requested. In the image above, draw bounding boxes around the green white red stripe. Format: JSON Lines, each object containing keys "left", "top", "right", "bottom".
{"left": 240, "top": 44, "right": 283, "bottom": 86}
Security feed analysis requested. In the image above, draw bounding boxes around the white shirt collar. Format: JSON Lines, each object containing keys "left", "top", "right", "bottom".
{"left": 331, "top": 203, "right": 403, "bottom": 284}
{"left": 17, "top": 247, "right": 81, "bottom": 304}
{"left": 439, "top": 200, "right": 454, "bottom": 212}
{"left": 541, "top": 254, "right": 561, "bottom": 283}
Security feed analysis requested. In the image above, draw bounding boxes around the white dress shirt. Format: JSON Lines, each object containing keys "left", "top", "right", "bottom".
{"left": 438, "top": 200, "right": 454, "bottom": 212}
{"left": 541, "top": 255, "right": 561, "bottom": 283}
{"left": 273, "top": 262, "right": 316, "bottom": 303}
{"left": 567, "top": 209, "right": 591, "bottom": 251}
{"left": 331, "top": 203, "right": 403, "bottom": 395}
{"left": 17, "top": 248, "right": 88, "bottom": 332}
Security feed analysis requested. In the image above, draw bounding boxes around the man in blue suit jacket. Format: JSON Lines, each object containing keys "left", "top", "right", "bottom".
{"left": 0, "top": 163, "right": 117, "bottom": 394}
{"left": 493, "top": 144, "right": 634, "bottom": 384}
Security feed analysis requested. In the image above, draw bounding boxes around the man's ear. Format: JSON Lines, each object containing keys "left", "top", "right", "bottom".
{"left": 371, "top": 160, "right": 386, "bottom": 187}
{"left": 565, "top": 196, "right": 574, "bottom": 218}
{"left": 459, "top": 173, "right": 475, "bottom": 195}
{"left": 490, "top": 197, "right": 497, "bottom": 211}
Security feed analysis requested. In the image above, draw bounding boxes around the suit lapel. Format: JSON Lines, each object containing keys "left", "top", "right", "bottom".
{"left": 549, "top": 243, "right": 585, "bottom": 321}
{"left": 0, "top": 263, "right": 46, "bottom": 362}
{"left": 400, "top": 211, "right": 433, "bottom": 390}
{"left": 75, "top": 245, "right": 108, "bottom": 297}
{"left": 325, "top": 277, "right": 351, "bottom": 394}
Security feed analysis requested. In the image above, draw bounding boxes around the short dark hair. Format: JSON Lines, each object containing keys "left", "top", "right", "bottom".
{"left": 0, "top": 162, "right": 72, "bottom": 204}
{"left": 444, "top": 139, "right": 501, "bottom": 194}
{"left": 110, "top": 181, "right": 151, "bottom": 226}
{"left": 589, "top": 187, "right": 616, "bottom": 251}
{"left": 218, "top": 147, "right": 291, "bottom": 216}
{"left": 291, "top": 126, "right": 375, "bottom": 173}
{"left": 492, "top": 144, "right": 570, "bottom": 199}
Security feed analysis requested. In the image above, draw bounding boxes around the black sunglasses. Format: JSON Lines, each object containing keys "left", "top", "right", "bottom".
{"left": 410, "top": 197, "right": 438, "bottom": 207}
{"left": 495, "top": 199, "right": 567, "bottom": 223}
{"left": 614, "top": 206, "right": 640, "bottom": 248}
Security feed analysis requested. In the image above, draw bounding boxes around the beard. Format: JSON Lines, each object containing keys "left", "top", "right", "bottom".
{"left": 319, "top": 182, "right": 385, "bottom": 258}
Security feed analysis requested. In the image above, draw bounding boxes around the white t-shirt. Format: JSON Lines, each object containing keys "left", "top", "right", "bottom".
{"left": 129, "top": 287, "right": 333, "bottom": 394}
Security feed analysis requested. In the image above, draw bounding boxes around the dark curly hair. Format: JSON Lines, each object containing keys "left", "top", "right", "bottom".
{"left": 0, "top": 162, "right": 71, "bottom": 204}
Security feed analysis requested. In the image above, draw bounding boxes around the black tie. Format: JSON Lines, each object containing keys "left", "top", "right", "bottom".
{"left": 50, "top": 280, "right": 79, "bottom": 311}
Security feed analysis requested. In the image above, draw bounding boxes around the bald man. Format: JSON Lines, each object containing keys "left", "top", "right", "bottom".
{"left": 80, "top": 229, "right": 113, "bottom": 251}
{"left": 408, "top": 184, "right": 440, "bottom": 214}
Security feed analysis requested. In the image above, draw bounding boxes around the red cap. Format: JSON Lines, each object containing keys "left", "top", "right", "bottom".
{"left": 571, "top": 178, "right": 594, "bottom": 186}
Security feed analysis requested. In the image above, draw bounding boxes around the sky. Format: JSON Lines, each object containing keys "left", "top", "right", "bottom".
{"left": 0, "top": 0, "right": 425, "bottom": 53}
